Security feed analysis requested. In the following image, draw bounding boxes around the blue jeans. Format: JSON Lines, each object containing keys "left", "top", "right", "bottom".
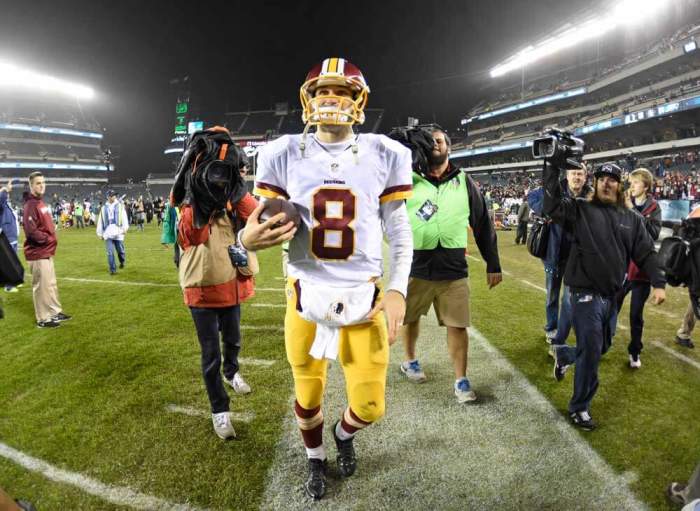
{"left": 552, "top": 286, "right": 572, "bottom": 346}
{"left": 556, "top": 291, "right": 618, "bottom": 414}
{"left": 5, "top": 241, "right": 18, "bottom": 291}
{"left": 544, "top": 268, "right": 565, "bottom": 334}
{"left": 189, "top": 306, "right": 242, "bottom": 413}
{"left": 105, "top": 239, "right": 125, "bottom": 273}
{"left": 616, "top": 280, "right": 651, "bottom": 356}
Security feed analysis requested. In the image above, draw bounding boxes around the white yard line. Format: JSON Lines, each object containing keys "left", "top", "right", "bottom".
{"left": 60, "top": 277, "right": 283, "bottom": 293}
{"left": 260, "top": 315, "right": 646, "bottom": 510}
{"left": 240, "top": 325, "right": 284, "bottom": 333}
{"left": 165, "top": 405, "right": 255, "bottom": 423}
{"left": 650, "top": 341, "right": 700, "bottom": 371}
{"left": 238, "top": 357, "right": 277, "bottom": 367}
{"left": 0, "top": 441, "right": 209, "bottom": 511}
{"left": 61, "top": 277, "right": 179, "bottom": 287}
{"left": 249, "top": 303, "right": 285, "bottom": 308}
{"left": 466, "top": 255, "right": 631, "bottom": 331}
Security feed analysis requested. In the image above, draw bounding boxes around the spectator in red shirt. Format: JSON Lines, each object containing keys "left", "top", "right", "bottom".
{"left": 22, "top": 172, "right": 71, "bottom": 328}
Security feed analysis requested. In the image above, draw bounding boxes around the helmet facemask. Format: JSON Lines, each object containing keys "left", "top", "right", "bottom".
{"left": 300, "top": 76, "right": 368, "bottom": 126}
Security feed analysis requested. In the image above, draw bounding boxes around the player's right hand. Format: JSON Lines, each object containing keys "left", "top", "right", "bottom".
{"left": 241, "top": 203, "right": 297, "bottom": 251}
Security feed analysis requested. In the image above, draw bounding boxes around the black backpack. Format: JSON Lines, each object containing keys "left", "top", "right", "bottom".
{"left": 0, "top": 228, "right": 24, "bottom": 287}
{"left": 527, "top": 216, "right": 551, "bottom": 259}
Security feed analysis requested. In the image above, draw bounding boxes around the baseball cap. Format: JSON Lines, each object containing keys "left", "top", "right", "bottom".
{"left": 594, "top": 162, "right": 622, "bottom": 182}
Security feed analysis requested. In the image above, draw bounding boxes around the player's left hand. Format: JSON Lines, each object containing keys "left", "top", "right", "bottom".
{"left": 651, "top": 287, "right": 666, "bottom": 305}
{"left": 367, "top": 289, "right": 405, "bottom": 345}
{"left": 487, "top": 272, "right": 502, "bottom": 289}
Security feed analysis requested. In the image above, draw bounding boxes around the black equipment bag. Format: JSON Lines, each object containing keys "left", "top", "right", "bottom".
{"left": 658, "top": 236, "right": 690, "bottom": 287}
{"left": 0, "top": 228, "right": 24, "bottom": 287}
{"left": 527, "top": 216, "right": 550, "bottom": 259}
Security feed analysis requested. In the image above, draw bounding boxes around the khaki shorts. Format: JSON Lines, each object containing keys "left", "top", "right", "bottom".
{"left": 404, "top": 277, "right": 470, "bottom": 328}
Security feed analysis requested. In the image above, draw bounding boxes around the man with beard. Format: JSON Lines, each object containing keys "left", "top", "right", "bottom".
{"left": 400, "top": 126, "right": 502, "bottom": 403}
{"left": 545, "top": 162, "right": 665, "bottom": 431}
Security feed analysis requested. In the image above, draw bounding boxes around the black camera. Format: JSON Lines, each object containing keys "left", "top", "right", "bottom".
{"left": 532, "top": 128, "right": 585, "bottom": 170}
{"left": 227, "top": 244, "right": 248, "bottom": 268}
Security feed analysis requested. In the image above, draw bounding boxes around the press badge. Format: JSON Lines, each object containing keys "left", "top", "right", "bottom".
{"left": 416, "top": 200, "right": 438, "bottom": 222}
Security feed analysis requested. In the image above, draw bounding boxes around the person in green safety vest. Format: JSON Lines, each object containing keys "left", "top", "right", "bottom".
{"left": 400, "top": 127, "right": 502, "bottom": 403}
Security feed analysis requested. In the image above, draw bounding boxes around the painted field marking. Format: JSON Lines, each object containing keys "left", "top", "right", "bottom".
{"left": 61, "top": 277, "right": 179, "bottom": 288}
{"left": 260, "top": 314, "right": 647, "bottom": 510}
{"left": 0, "top": 441, "right": 209, "bottom": 511}
{"left": 241, "top": 325, "right": 284, "bottom": 333}
{"left": 650, "top": 341, "right": 700, "bottom": 371}
{"left": 239, "top": 357, "right": 277, "bottom": 367}
{"left": 249, "top": 303, "right": 285, "bottom": 308}
{"left": 165, "top": 405, "right": 255, "bottom": 423}
{"left": 466, "top": 254, "right": 631, "bottom": 331}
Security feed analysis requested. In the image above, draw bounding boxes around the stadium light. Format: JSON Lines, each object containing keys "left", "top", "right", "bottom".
{"left": 0, "top": 60, "right": 95, "bottom": 100}
{"left": 490, "top": 0, "right": 673, "bottom": 78}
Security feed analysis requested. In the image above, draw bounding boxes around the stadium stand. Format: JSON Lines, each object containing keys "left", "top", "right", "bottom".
{"left": 451, "top": 19, "right": 700, "bottom": 207}
{"left": 0, "top": 87, "right": 113, "bottom": 193}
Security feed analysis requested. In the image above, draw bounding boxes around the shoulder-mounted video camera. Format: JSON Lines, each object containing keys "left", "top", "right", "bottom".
{"left": 532, "top": 128, "right": 585, "bottom": 170}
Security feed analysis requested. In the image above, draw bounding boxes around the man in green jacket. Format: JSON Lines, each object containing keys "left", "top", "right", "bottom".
{"left": 400, "top": 127, "right": 502, "bottom": 403}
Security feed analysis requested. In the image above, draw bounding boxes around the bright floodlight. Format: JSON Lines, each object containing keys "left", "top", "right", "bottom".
{"left": 0, "top": 60, "right": 95, "bottom": 100}
{"left": 490, "top": 0, "right": 673, "bottom": 78}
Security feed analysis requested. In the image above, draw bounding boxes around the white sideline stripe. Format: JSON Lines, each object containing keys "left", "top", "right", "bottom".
{"left": 0, "top": 441, "right": 208, "bottom": 511}
{"left": 521, "top": 279, "right": 547, "bottom": 292}
{"left": 469, "top": 327, "right": 646, "bottom": 510}
{"left": 239, "top": 357, "right": 277, "bottom": 367}
{"left": 165, "top": 405, "right": 255, "bottom": 423}
{"left": 650, "top": 341, "right": 700, "bottom": 371}
{"left": 249, "top": 303, "right": 285, "bottom": 308}
{"left": 241, "top": 325, "right": 284, "bottom": 332}
{"left": 60, "top": 277, "right": 284, "bottom": 293}
{"left": 61, "top": 277, "right": 179, "bottom": 287}
{"left": 466, "top": 254, "right": 632, "bottom": 331}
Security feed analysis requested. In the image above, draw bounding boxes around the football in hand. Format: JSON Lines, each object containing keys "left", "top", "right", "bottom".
{"left": 259, "top": 198, "right": 301, "bottom": 229}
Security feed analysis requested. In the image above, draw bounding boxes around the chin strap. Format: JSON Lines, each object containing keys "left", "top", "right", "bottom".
{"left": 300, "top": 123, "right": 312, "bottom": 158}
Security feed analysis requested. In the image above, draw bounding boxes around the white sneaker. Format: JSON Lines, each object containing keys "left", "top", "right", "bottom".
{"left": 455, "top": 377, "right": 477, "bottom": 403}
{"left": 225, "top": 372, "right": 251, "bottom": 395}
{"left": 212, "top": 412, "right": 236, "bottom": 439}
{"left": 399, "top": 360, "right": 427, "bottom": 383}
{"left": 545, "top": 330, "right": 557, "bottom": 345}
{"left": 628, "top": 354, "right": 641, "bottom": 369}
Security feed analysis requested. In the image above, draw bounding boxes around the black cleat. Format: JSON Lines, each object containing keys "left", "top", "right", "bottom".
{"left": 675, "top": 335, "right": 695, "bottom": 349}
{"left": 569, "top": 411, "right": 596, "bottom": 431}
{"left": 119, "top": 261, "right": 124, "bottom": 269}
{"left": 333, "top": 421, "right": 357, "bottom": 478}
{"left": 304, "top": 458, "right": 327, "bottom": 500}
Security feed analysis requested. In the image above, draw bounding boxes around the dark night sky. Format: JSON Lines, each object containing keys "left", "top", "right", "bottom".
{"left": 1, "top": 0, "right": 697, "bottom": 179}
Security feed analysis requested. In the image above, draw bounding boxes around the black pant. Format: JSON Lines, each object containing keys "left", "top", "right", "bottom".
{"left": 515, "top": 222, "right": 528, "bottom": 244}
{"left": 615, "top": 280, "right": 651, "bottom": 356}
{"left": 189, "top": 305, "right": 242, "bottom": 413}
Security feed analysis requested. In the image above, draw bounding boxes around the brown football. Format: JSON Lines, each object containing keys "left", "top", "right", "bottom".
{"left": 260, "top": 198, "right": 301, "bottom": 228}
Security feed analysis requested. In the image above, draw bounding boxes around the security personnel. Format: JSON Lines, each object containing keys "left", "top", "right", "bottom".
{"left": 544, "top": 161, "right": 665, "bottom": 431}
{"left": 400, "top": 126, "right": 502, "bottom": 403}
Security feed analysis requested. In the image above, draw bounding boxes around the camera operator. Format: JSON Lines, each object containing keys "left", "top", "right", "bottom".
{"left": 540, "top": 132, "right": 665, "bottom": 431}
{"left": 172, "top": 127, "right": 259, "bottom": 440}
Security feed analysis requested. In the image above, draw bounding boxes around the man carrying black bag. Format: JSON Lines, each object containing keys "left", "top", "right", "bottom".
{"left": 542, "top": 141, "right": 665, "bottom": 430}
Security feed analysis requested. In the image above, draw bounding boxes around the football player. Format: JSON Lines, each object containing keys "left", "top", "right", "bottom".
{"left": 240, "top": 58, "right": 413, "bottom": 500}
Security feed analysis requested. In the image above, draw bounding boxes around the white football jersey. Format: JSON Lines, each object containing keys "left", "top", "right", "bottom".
{"left": 254, "top": 133, "right": 412, "bottom": 286}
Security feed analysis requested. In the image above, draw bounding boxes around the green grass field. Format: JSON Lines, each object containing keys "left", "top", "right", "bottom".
{"left": 1, "top": 223, "right": 698, "bottom": 510}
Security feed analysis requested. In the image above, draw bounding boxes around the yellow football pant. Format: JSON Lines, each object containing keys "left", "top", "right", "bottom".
{"left": 285, "top": 279, "right": 389, "bottom": 423}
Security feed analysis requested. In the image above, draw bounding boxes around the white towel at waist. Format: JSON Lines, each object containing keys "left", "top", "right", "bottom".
{"left": 297, "top": 280, "right": 376, "bottom": 360}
